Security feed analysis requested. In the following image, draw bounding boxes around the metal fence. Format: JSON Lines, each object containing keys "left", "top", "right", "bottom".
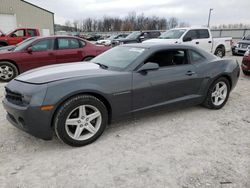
{"left": 211, "top": 28, "right": 250, "bottom": 39}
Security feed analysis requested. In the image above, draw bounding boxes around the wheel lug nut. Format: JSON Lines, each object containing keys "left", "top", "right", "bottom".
{"left": 81, "top": 116, "right": 85, "bottom": 119}
{"left": 80, "top": 124, "right": 83, "bottom": 127}
{"left": 85, "top": 123, "right": 88, "bottom": 126}
{"left": 86, "top": 118, "right": 89, "bottom": 121}
{"left": 77, "top": 120, "right": 81, "bottom": 123}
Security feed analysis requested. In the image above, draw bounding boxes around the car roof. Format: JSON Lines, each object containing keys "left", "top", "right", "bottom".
{"left": 31, "top": 35, "right": 85, "bottom": 41}
{"left": 122, "top": 43, "right": 198, "bottom": 50}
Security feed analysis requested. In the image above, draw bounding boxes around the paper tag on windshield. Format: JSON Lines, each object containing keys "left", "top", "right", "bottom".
{"left": 129, "top": 48, "right": 145, "bottom": 53}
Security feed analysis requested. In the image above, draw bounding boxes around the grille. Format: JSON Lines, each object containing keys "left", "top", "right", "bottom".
{"left": 239, "top": 43, "right": 250, "bottom": 49}
{"left": 5, "top": 88, "right": 23, "bottom": 105}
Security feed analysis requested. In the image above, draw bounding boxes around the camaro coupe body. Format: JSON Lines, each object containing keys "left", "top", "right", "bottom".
{"left": 3, "top": 44, "right": 240, "bottom": 146}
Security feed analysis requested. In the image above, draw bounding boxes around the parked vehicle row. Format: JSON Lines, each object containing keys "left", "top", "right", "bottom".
{"left": 0, "top": 36, "right": 110, "bottom": 81}
{"left": 242, "top": 49, "right": 250, "bottom": 75}
{"left": 96, "top": 33, "right": 128, "bottom": 46}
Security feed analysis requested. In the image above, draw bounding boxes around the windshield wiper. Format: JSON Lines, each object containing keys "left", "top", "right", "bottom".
{"left": 93, "top": 62, "right": 109, "bottom": 69}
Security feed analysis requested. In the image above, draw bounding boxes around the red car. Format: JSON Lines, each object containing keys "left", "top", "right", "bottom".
{"left": 0, "top": 36, "right": 110, "bottom": 81}
{"left": 0, "top": 28, "right": 40, "bottom": 46}
{"left": 242, "top": 50, "right": 250, "bottom": 75}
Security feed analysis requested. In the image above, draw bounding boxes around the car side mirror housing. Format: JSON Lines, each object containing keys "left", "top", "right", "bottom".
{"left": 183, "top": 37, "right": 192, "bottom": 42}
{"left": 242, "top": 36, "right": 245, "bottom": 40}
{"left": 27, "top": 47, "right": 33, "bottom": 53}
{"left": 137, "top": 62, "right": 159, "bottom": 73}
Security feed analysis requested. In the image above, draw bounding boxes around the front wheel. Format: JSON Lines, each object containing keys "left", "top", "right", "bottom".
{"left": 54, "top": 95, "right": 108, "bottom": 147}
{"left": 0, "top": 62, "right": 18, "bottom": 82}
{"left": 203, "top": 77, "right": 230, "bottom": 109}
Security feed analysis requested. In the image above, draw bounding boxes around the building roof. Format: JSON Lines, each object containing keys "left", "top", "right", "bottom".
{"left": 21, "top": 0, "right": 54, "bottom": 14}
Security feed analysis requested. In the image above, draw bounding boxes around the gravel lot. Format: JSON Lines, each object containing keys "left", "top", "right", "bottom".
{"left": 0, "top": 55, "right": 249, "bottom": 188}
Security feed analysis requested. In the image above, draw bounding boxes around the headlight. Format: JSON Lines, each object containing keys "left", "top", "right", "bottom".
{"left": 22, "top": 94, "right": 32, "bottom": 104}
{"left": 235, "top": 43, "right": 239, "bottom": 48}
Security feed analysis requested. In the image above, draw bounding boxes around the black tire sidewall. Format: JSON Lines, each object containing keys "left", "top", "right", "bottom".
{"left": 205, "top": 77, "right": 230, "bottom": 109}
{"left": 83, "top": 57, "right": 94, "bottom": 61}
{"left": 215, "top": 47, "right": 225, "bottom": 58}
{"left": 0, "top": 62, "right": 18, "bottom": 82}
{"left": 243, "top": 70, "right": 250, "bottom": 76}
{"left": 54, "top": 95, "right": 108, "bottom": 147}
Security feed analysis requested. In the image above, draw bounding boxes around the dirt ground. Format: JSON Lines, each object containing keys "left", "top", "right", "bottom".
{"left": 0, "top": 55, "right": 249, "bottom": 188}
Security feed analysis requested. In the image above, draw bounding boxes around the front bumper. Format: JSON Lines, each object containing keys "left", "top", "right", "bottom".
{"left": 3, "top": 98, "right": 53, "bottom": 140}
{"left": 232, "top": 47, "right": 247, "bottom": 55}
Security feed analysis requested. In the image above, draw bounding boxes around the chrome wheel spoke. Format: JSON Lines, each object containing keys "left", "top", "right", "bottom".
{"left": 66, "top": 118, "right": 79, "bottom": 126}
{"left": 74, "top": 126, "right": 83, "bottom": 139}
{"left": 79, "top": 105, "right": 86, "bottom": 117}
{"left": 87, "top": 111, "right": 101, "bottom": 121}
{"left": 211, "top": 81, "right": 228, "bottom": 106}
{"left": 85, "top": 123, "right": 97, "bottom": 134}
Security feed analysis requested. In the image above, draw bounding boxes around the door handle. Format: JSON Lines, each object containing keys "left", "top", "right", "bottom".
{"left": 186, "top": 71, "right": 195, "bottom": 76}
{"left": 195, "top": 42, "right": 199, "bottom": 44}
{"left": 208, "top": 41, "right": 212, "bottom": 43}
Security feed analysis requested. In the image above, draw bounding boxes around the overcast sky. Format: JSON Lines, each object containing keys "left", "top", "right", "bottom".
{"left": 27, "top": 0, "right": 250, "bottom": 26}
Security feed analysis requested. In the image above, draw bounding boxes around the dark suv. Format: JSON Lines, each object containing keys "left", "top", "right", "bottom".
{"left": 232, "top": 35, "right": 250, "bottom": 55}
{"left": 112, "top": 31, "right": 161, "bottom": 46}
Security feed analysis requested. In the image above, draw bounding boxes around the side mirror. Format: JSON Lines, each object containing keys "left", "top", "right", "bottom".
{"left": 1, "top": 34, "right": 5, "bottom": 37}
{"left": 137, "top": 62, "right": 159, "bottom": 73}
{"left": 10, "top": 33, "right": 16, "bottom": 37}
{"left": 26, "top": 47, "right": 33, "bottom": 54}
{"left": 183, "top": 37, "right": 192, "bottom": 42}
{"left": 242, "top": 36, "right": 246, "bottom": 40}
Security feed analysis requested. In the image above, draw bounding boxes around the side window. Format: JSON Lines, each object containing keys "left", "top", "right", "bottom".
{"left": 190, "top": 50, "right": 205, "bottom": 62}
{"left": 146, "top": 50, "right": 188, "bottom": 68}
{"left": 31, "top": 39, "right": 54, "bottom": 52}
{"left": 183, "top": 30, "right": 198, "bottom": 40}
{"left": 27, "top": 29, "right": 37, "bottom": 37}
{"left": 198, "top": 29, "right": 209, "bottom": 39}
{"left": 58, "top": 38, "right": 80, "bottom": 49}
{"left": 12, "top": 29, "right": 25, "bottom": 37}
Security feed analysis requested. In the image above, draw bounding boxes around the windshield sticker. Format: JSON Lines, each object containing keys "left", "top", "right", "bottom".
{"left": 129, "top": 48, "right": 145, "bottom": 53}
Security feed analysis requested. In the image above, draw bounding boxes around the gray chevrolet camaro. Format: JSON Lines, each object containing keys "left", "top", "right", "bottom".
{"left": 3, "top": 43, "right": 240, "bottom": 147}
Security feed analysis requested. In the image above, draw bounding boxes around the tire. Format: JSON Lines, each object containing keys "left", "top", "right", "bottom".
{"left": 0, "top": 61, "right": 18, "bottom": 82}
{"left": 203, "top": 77, "right": 230, "bottom": 109}
{"left": 243, "top": 70, "right": 250, "bottom": 76}
{"left": 83, "top": 56, "right": 94, "bottom": 61}
{"left": 215, "top": 47, "right": 225, "bottom": 58}
{"left": 54, "top": 95, "right": 108, "bottom": 147}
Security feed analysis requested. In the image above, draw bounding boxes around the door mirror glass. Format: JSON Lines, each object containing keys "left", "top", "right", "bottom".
{"left": 183, "top": 37, "right": 192, "bottom": 42}
{"left": 138, "top": 62, "right": 159, "bottom": 72}
{"left": 27, "top": 47, "right": 33, "bottom": 53}
{"left": 242, "top": 36, "right": 246, "bottom": 40}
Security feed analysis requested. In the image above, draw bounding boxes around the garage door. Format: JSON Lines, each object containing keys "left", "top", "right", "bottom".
{"left": 0, "top": 14, "right": 17, "bottom": 33}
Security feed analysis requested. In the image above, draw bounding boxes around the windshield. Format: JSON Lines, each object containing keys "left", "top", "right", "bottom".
{"left": 91, "top": 46, "right": 145, "bottom": 70}
{"left": 126, "top": 31, "right": 141, "bottom": 40}
{"left": 245, "top": 35, "right": 250, "bottom": 40}
{"left": 13, "top": 37, "right": 37, "bottom": 51}
{"left": 159, "top": 29, "right": 186, "bottom": 39}
{"left": 107, "top": 35, "right": 116, "bottom": 40}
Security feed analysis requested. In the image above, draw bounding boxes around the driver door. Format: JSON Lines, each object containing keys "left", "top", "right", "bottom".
{"left": 132, "top": 49, "right": 202, "bottom": 112}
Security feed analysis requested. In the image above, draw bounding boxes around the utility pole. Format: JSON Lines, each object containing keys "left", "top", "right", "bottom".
{"left": 207, "top": 8, "right": 213, "bottom": 27}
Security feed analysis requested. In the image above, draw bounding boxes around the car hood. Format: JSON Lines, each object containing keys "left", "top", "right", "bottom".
{"left": 15, "top": 62, "right": 110, "bottom": 84}
{"left": 143, "top": 38, "right": 179, "bottom": 44}
{"left": 238, "top": 40, "right": 250, "bottom": 44}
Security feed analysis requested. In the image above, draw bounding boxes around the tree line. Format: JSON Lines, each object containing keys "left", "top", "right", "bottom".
{"left": 56, "top": 12, "right": 190, "bottom": 32}
{"left": 211, "top": 23, "right": 250, "bottom": 29}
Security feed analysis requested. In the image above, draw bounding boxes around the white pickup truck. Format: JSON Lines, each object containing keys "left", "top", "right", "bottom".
{"left": 143, "top": 27, "right": 232, "bottom": 57}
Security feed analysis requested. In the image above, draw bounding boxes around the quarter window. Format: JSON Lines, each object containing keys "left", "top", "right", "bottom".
{"left": 31, "top": 39, "right": 54, "bottom": 51}
{"left": 58, "top": 38, "right": 80, "bottom": 49}
{"left": 190, "top": 50, "right": 205, "bottom": 62}
{"left": 27, "top": 29, "right": 37, "bottom": 37}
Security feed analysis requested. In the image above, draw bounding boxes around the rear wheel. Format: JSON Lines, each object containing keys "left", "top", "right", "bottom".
{"left": 83, "top": 56, "right": 94, "bottom": 61}
{"left": 215, "top": 47, "right": 225, "bottom": 58}
{"left": 243, "top": 70, "right": 250, "bottom": 76}
{"left": 54, "top": 95, "right": 108, "bottom": 147}
{"left": 0, "top": 62, "right": 18, "bottom": 82}
{"left": 203, "top": 77, "right": 230, "bottom": 109}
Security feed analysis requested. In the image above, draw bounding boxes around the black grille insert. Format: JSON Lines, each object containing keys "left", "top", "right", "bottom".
{"left": 5, "top": 88, "right": 23, "bottom": 105}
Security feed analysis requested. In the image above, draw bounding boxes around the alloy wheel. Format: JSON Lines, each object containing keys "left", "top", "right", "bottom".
{"left": 65, "top": 105, "right": 102, "bottom": 141}
{"left": 211, "top": 81, "right": 228, "bottom": 106}
{"left": 0, "top": 65, "right": 14, "bottom": 80}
